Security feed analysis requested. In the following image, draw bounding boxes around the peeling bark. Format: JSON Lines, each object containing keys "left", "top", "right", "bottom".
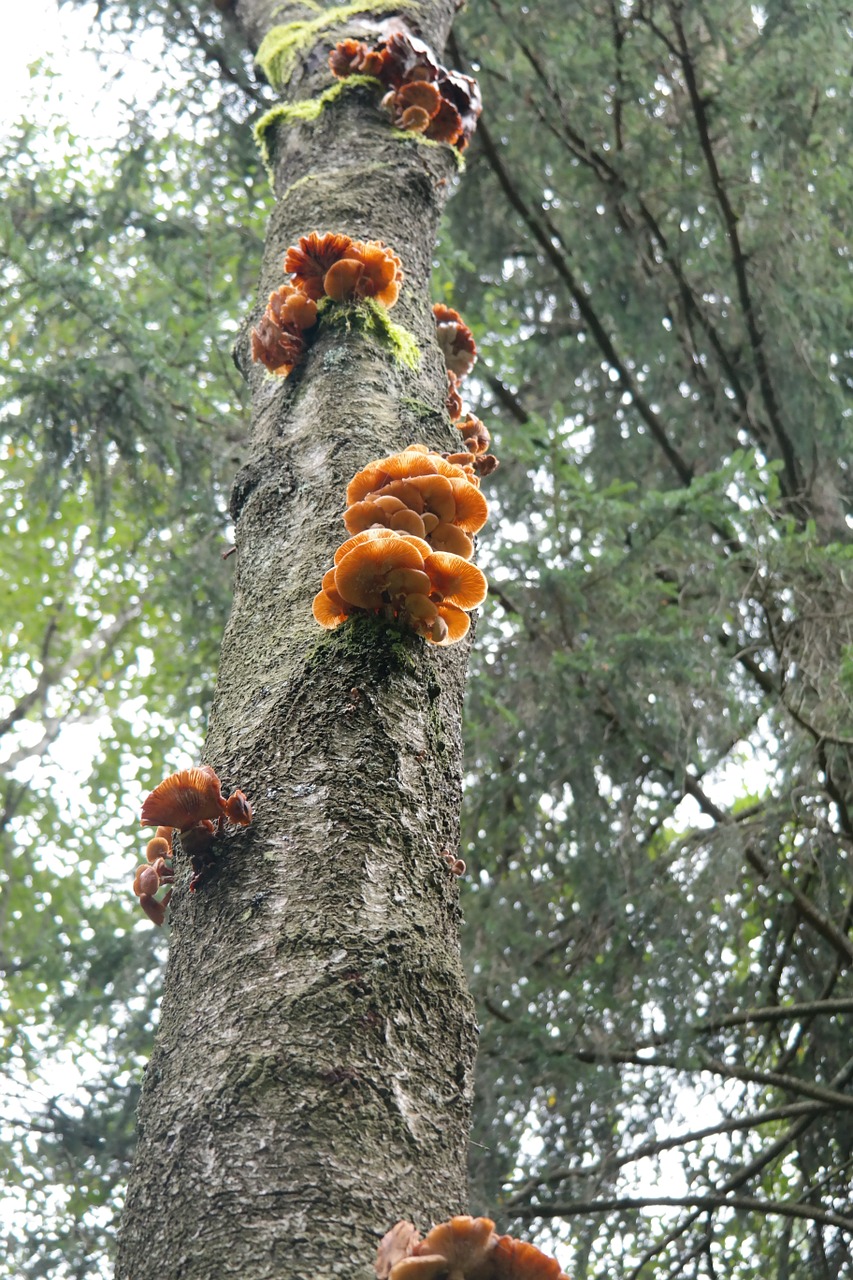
{"left": 116, "top": 4, "right": 479, "bottom": 1277}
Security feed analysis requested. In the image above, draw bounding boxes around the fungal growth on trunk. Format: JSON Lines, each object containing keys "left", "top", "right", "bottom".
{"left": 329, "top": 30, "right": 482, "bottom": 151}
{"left": 130, "top": 766, "right": 253, "bottom": 921}
{"left": 376, "top": 1217, "right": 570, "bottom": 1280}
{"left": 313, "top": 442, "right": 492, "bottom": 646}
{"left": 252, "top": 232, "right": 407, "bottom": 377}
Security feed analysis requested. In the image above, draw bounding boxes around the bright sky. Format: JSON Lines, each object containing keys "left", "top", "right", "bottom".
{"left": 0, "top": 0, "right": 165, "bottom": 144}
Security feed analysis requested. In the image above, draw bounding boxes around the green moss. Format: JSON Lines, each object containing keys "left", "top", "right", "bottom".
{"left": 253, "top": 75, "right": 380, "bottom": 181}
{"left": 401, "top": 396, "right": 441, "bottom": 420}
{"left": 390, "top": 127, "right": 467, "bottom": 172}
{"left": 255, "top": 2, "right": 407, "bottom": 91}
{"left": 318, "top": 296, "right": 420, "bottom": 370}
{"left": 334, "top": 612, "right": 422, "bottom": 677}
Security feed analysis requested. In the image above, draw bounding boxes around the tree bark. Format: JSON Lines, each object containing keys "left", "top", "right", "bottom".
{"left": 116, "top": 3, "right": 478, "bottom": 1277}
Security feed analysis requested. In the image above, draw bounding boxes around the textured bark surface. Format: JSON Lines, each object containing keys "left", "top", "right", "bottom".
{"left": 116, "top": 3, "right": 479, "bottom": 1278}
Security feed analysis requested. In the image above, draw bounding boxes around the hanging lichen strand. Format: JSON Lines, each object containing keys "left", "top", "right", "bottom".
{"left": 376, "top": 1216, "right": 570, "bottom": 1280}
{"left": 329, "top": 30, "right": 482, "bottom": 151}
{"left": 131, "top": 765, "right": 253, "bottom": 924}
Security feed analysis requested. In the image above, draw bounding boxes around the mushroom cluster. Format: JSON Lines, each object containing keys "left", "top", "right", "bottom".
{"left": 252, "top": 232, "right": 403, "bottom": 377}
{"left": 329, "top": 31, "right": 481, "bottom": 151}
{"left": 313, "top": 444, "right": 489, "bottom": 646}
{"left": 376, "top": 1216, "right": 570, "bottom": 1280}
{"left": 432, "top": 303, "right": 498, "bottom": 479}
{"left": 130, "top": 766, "right": 253, "bottom": 921}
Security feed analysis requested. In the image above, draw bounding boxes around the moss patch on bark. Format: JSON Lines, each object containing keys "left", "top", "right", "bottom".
{"left": 253, "top": 75, "right": 380, "bottom": 181}
{"left": 255, "top": 2, "right": 407, "bottom": 91}
{"left": 318, "top": 297, "right": 421, "bottom": 370}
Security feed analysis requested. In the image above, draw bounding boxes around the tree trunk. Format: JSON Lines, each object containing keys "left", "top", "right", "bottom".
{"left": 116, "top": 3, "right": 478, "bottom": 1276}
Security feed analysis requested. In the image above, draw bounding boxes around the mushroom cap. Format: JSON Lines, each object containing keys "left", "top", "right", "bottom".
{"left": 251, "top": 314, "right": 306, "bottom": 376}
{"left": 424, "top": 553, "right": 488, "bottom": 609}
{"left": 224, "top": 789, "right": 253, "bottom": 826}
{"left": 335, "top": 535, "right": 426, "bottom": 609}
{"left": 284, "top": 232, "right": 355, "bottom": 299}
{"left": 141, "top": 767, "right": 225, "bottom": 830}
{"left": 267, "top": 283, "right": 318, "bottom": 331}
{"left": 133, "top": 864, "right": 160, "bottom": 897}
{"left": 154, "top": 825, "right": 174, "bottom": 848}
{"left": 329, "top": 37, "right": 369, "bottom": 78}
{"left": 146, "top": 836, "right": 171, "bottom": 864}
{"left": 389, "top": 507, "right": 427, "bottom": 537}
{"left": 323, "top": 257, "right": 366, "bottom": 302}
{"left": 334, "top": 528, "right": 432, "bottom": 565}
{"left": 379, "top": 479, "right": 426, "bottom": 513}
{"left": 399, "top": 104, "right": 432, "bottom": 133}
{"left": 389, "top": 1257, "right": 450, "bottom": 1280}
{"left": 347, "top": 451, "right": 438, "bottom": 504}
{"left": 407, "top": 474, "right": 456, "bottom": 522}
{"left": 397, "top": 80, "right": 442, "bottom": 116}
{"left": 429, "top": 523, "right": 474, "bottom": 559}
{"left": 447, "top": 478, "right": 489, "bottom": 532}
{"left": 457, "top": 413, "right": 490, "bottom": 454}
{"left": 350, "top": 240, "right": 403, "bottom": 308}
{"left": 430, "top": 603, "right": 470, "bottom": 645}
{"left": 415, "top": 1216, "right": 498, "bottom": 1276}
{"left": 139, "top": 889, "right": 171, "bottom": 927}
{"left": 426, "top": 98, "right": 465, "bottom": 148}
{"left": 384, "top": 568, "right": 433, "bottom": 600}
{"left": 313, "top": 589, "right": 352, "bottom": 628}
{"left": 376, "top": 1220, "right": 422, "bottom": 1280}
{"left": 490, "top": 1236, "right": 569, "bottom": 1280}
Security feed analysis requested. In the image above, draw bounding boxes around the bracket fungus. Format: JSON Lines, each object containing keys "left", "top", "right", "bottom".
{"left": 329, "top": 31, "right": 482, "bottom": 151}
{"left": 376, "top": 1217, "right": 570, "bottom": 1280}
{"left": 131, "top": 767, "right": 253, "bottom": 922}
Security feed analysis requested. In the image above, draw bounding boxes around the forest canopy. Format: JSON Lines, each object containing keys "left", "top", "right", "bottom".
{"left": 2, "top": 2, "right": 853, "bottom": 1277}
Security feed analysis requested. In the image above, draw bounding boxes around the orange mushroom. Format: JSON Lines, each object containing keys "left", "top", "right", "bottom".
{"left": 141, "top": 767, "right": 228, "bottom": 831}
{"left": 179, "top": 818, "right": 217, "bottom": 856}
{"left": 433, "top": 603, "right": 471, "bottom": 645}
{"left": 139, "top": 889, "right": 172, "bottom": 927}
{"left": 250, "top": 312, "right": 306, "bottom": 377}
{"left": 388, "top": 1259, "right": 449, "bottom": 1280}
{"left": 347, "top": 452, "right": 439, "bottom": 505}
{"left": 425, "top": 98, "right": 464, "bottom": 146}
{"left": 334, "top": 528, "right": 433, "bottom": 566}
{"left": 313, "top": 589, "right": 353, "bottom": 629}
{"left": 406, "top": 1216, "right": 499, "bottom": 1279}
{"left": 424, "top": 552, "right": 488, "bottom": 609}
{"left": 490, "top": 1236, "right": 570, "bottom": 1280}
{"left": 323, "top": 257, "right": 366, "bottom": 302}
{"left": 433, "top": 303, "right": 477, "bottom": 379}
{"left": 224, "top": 790, "right": 253, "bottom": 826}
{"left": 284, "top": 232, "right": 355, "bottom": 300}
{"left": 267, "top": 282, "right": 318, "bottom": 331}
{"left": 456, "top": 413, "right": 491, "bottom": 455}
{"left": 428, "top": 523, "right": 474, "bottom": 558}
{"left": 146, "top": 835, "right": 171, "bottom": 863}
{"left": 335, "top": 534, "right": 427, "bottom": 609}
{"left": 350, "top": 240, "right": 404, "bottom": 308}
{"left": 446, "top": 371, "right": 464, "bottom": 421}
{"left": 376, "top": 1221, "right": 422, "bottom": 1280}
{"left": 447, "top": 478, "right": 489, "bottom": 532}
{"left": 133, "top": 864, "right": 160, "bottom": 898}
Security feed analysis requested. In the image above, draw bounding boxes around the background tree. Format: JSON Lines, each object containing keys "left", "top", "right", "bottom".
{"left": 2, "top": 2, "right": 852, "bottom": 1278}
